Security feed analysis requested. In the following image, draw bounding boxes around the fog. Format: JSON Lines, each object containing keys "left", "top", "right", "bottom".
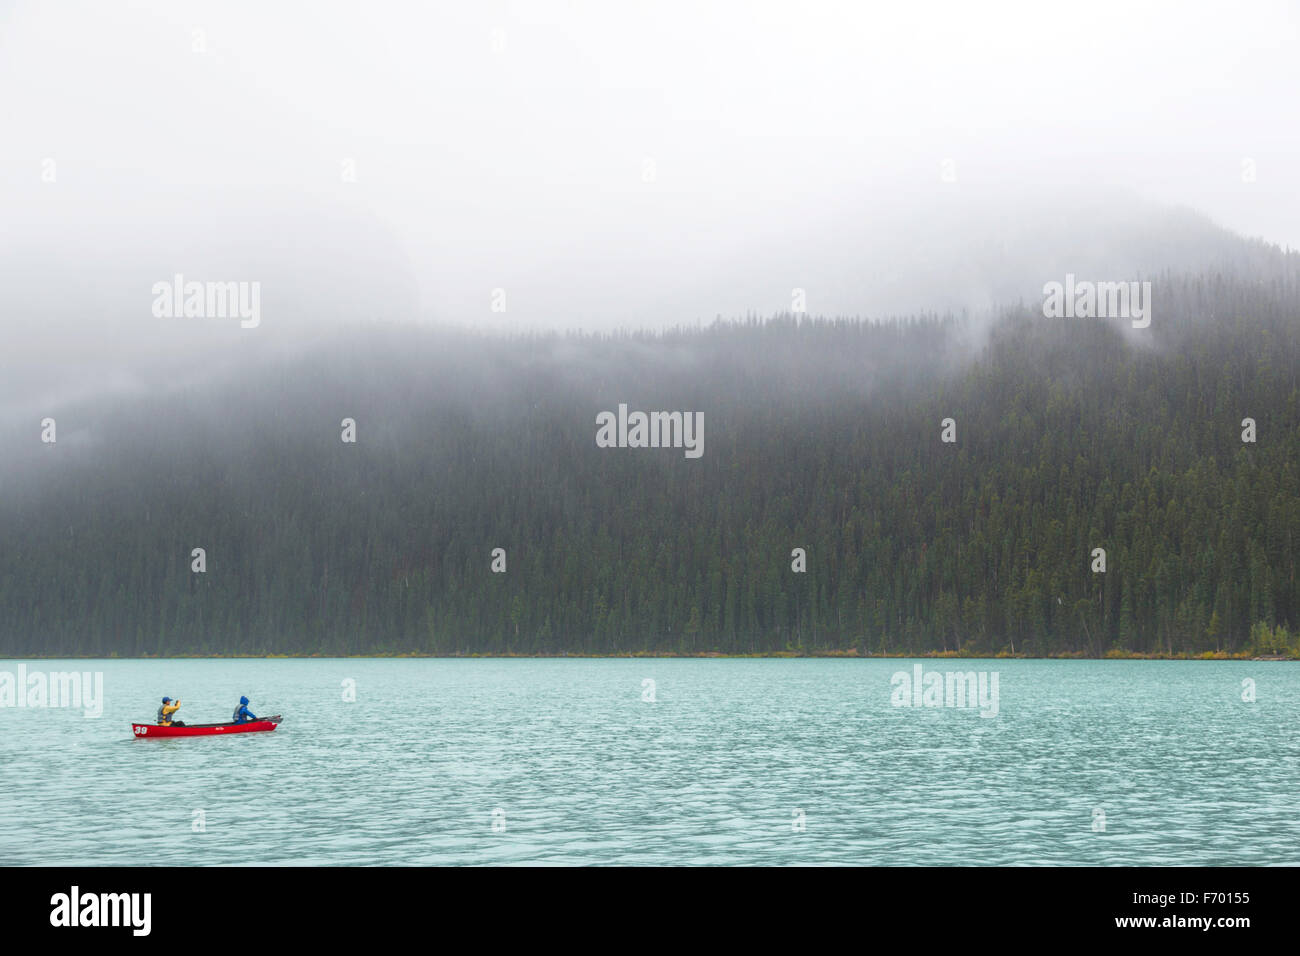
{"left": 2, "top": 0, "right": 1299, "bottom": 414}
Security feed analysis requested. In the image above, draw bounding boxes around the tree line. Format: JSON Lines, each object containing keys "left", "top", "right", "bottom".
{"left": 2, "top": 261, "right": 1299, "bottom": 657}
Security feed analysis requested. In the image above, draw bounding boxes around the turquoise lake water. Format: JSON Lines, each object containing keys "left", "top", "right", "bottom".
{"left": 1, "top": 658, "right": 1296, "bottom": 865}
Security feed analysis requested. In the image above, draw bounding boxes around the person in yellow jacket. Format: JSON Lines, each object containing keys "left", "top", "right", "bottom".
{"left": 156, "top": 696, "right": 184, "bottom": 726}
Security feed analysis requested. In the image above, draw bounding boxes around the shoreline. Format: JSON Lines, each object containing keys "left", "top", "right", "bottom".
{"left": 2, "top": 650, "right": 1293, "bottom": 661}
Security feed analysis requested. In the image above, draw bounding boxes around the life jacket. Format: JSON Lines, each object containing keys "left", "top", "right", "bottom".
{"left": 233, "top": 705, "right": 244, "bottom": 722}
{"left": 157, "top": 704, "right": 167, "bottom": 724}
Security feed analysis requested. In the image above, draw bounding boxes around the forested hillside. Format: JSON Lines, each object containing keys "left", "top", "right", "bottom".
{"left": 3, "top": 261, "right": 1299, "bottom": 657}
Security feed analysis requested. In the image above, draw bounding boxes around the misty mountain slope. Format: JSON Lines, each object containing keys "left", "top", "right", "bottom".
{"left": 729, "top": 192, "right": 1293, "bottom": 320}
{"left": 2, "top": 190, "right": 1288, "bottom": 431}
{"left": 3, "top": 255, "right": 1299, "bottom": 657}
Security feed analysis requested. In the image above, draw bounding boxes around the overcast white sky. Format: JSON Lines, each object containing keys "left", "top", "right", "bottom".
{"left": 2, "top": 0, "right": 1298, "bottom": 365}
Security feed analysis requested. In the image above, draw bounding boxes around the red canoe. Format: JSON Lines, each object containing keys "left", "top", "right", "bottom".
{"left": 132, "top": 716, "right": 282, "bottom": 738}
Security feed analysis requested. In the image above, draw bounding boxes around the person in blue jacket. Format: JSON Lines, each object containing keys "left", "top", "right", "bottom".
{"left": 232, "top": 695, "right": 258, "bottom": 724}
